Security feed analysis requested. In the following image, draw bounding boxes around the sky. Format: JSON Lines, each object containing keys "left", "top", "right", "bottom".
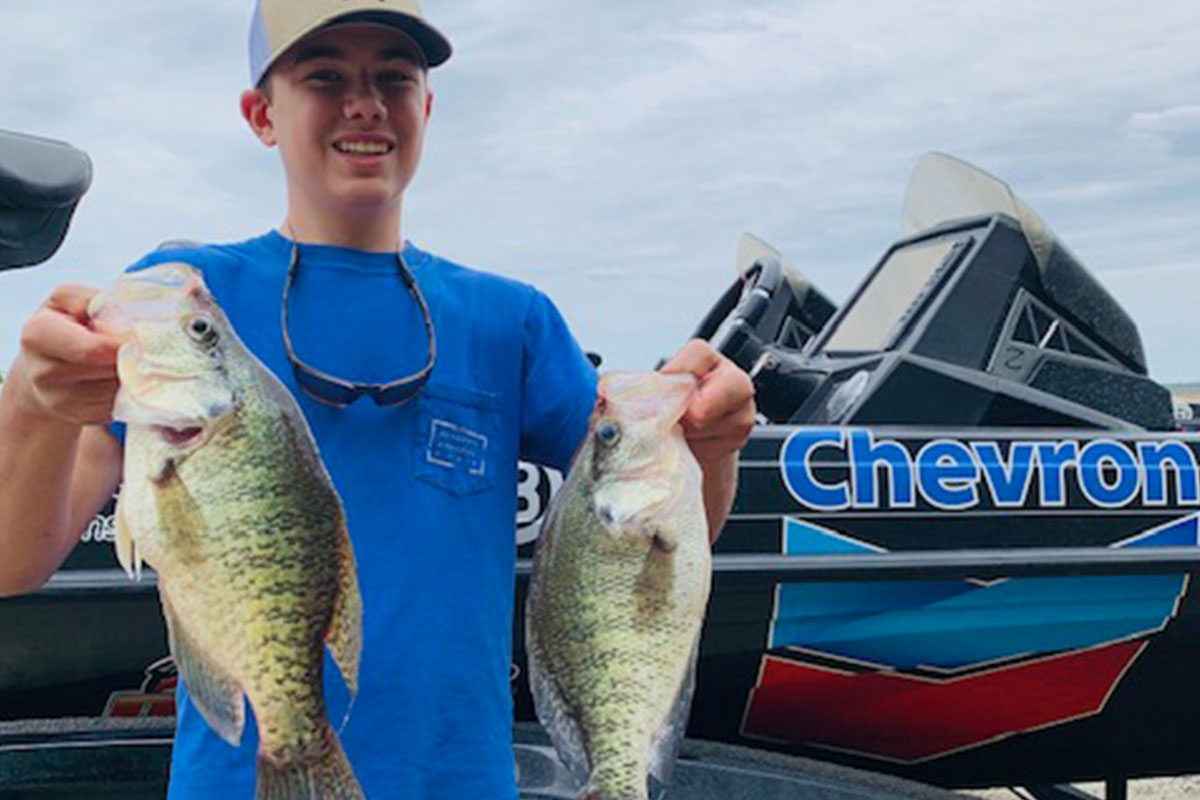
{"left": 2, "top": 0, "right": 1200, "bottom": 384}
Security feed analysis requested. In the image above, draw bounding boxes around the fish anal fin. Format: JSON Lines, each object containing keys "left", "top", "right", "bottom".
{"left": 161, "top": 589, "right": 245, "bottom": 746}
{"left": 526, "top": 621, "right": 591, "bottom": 787}
{"left": 648, "top": 631, "right": 701, "bottom": 786}
{"left": 325, "top": 517, "right": 362, "bottom": 703}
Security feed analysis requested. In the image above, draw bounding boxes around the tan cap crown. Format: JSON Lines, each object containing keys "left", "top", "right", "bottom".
{"left": 249, "top": 0, "right": 452, "bottom": 85}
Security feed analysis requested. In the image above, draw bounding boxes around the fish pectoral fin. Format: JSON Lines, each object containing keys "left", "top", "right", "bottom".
{"left": 648, "top": 631, "right": 702, "bottom": 786}
{"left": 525, "top": 621, "right": 591, "bottom": 787}
{"left": 152, "top": 456, "right": 177, "bottom": 486}
{"left": 113, "top": 496, "right": 143, "bottom": 580}
{"left": 650, "top": 524, "right": 680, "bottom": 553}
{"left": 161, "top": 589, "right": 245, "bottom": 747}
{"left": 153, "top": 464, "right": 209, "bottom": 560}
{"left": 325, "top": 517, "right": 363, "bottom": 703}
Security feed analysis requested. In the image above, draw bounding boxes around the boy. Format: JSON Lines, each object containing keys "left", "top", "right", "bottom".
{"left": 0, "top": 1, "right": 755, "bottom": 797}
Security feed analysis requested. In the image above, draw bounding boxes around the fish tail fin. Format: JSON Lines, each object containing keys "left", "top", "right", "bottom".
{"left": 256, "top": 727, "right": 363, "bottom": 800}
{"left": 577, "top": 778, "right": 649, "bottom": 800}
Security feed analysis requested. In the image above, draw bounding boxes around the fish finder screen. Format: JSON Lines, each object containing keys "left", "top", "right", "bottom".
{"left": 822, "top": 239, "right": 956, "bottom": 352}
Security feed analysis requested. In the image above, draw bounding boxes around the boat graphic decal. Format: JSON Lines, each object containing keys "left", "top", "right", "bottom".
{"left": 742, "top": 515, "right": 1194, "bottom": 762}
{"left": 780, "top": 428, "right": 1200, "bottom": 512}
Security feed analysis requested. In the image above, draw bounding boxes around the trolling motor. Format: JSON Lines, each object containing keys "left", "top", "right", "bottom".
{"left": 0, "top": 129, "right": 92, "bottom": 271}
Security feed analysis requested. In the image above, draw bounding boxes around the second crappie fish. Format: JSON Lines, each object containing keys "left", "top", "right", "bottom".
{"left": 88, "top": 264, "right": 364, "bottom": 800}
{"left": 526, "top": 372, "right": 712, "bottom": 800}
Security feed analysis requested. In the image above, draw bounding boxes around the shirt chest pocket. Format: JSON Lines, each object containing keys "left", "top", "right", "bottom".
{"left": 414, "top": 384, "right": 501, "bottom": 496}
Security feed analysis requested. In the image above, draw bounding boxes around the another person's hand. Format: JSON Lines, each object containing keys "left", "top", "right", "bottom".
{"left": 659, "top": 339, "right": 755, "bottom": 465}
{"left": 6, "top": 284, "right": 121, "bottom": 426}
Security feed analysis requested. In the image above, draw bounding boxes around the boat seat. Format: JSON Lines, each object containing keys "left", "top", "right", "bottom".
{"left": 0, "top": 129, "right": 93, "bottom": 271}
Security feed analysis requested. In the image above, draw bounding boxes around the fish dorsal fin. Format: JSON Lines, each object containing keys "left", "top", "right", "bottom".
{"left": 160, "top": 588, "right": 245, "bottom": 746}
{"left": 113, "top": 495, "right": 143, "bottom": 580}
{"left": 648, "top": 630, "right": 701, "bottom": 787}
{"left": 525, "top": 619, "right": 591, "bottom": 788}
{"left": 326, "top": 516, "right": 363, "bottom": 709}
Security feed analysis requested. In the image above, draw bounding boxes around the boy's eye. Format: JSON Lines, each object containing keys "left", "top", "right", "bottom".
{"left": 377, "top": 70, "right": 416, "bottom": 88}
{"left": 306, "top": 69, "right": 343, "bottom": 84}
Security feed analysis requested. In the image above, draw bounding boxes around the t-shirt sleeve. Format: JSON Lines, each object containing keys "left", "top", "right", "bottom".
{"left": 519, "top": 290, "right": 598, "bottom": 471}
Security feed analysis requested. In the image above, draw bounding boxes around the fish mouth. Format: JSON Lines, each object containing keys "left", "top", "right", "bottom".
{"left": 153, "top": 424, "right": 206, "bottom": 448}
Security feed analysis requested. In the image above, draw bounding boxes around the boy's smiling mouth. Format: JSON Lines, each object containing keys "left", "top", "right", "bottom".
{"left": 333, "top": 136, "right": 395, "bottom": 156}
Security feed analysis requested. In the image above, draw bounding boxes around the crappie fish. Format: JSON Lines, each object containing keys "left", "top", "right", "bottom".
{"left": 88, "top": 264, "right": 364, "bottom": 800}
{"left": 526, "top": 372, "right": 711, "bottom": 800}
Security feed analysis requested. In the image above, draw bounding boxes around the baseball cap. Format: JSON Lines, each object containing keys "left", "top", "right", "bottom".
{"left": 248, "top": 0, "right": 452, "bottom": 87}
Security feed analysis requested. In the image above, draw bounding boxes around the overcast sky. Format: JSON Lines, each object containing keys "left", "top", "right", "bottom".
{"left": 3, "top": 0, "right": 1200, "bottom": 385}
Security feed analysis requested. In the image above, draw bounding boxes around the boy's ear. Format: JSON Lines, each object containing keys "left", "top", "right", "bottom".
{"left": 240, "top": 88, "right": 276, "bottom": 147}
{"left": 425, "top": 89, "right": 433, "bottom": 120}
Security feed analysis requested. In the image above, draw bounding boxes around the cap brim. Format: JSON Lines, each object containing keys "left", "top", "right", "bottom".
{"left": 256, "top": 8, "right": 452, "bottom": 85}
{"left": 329, "top": 10, "right": 451, "bottom": 67}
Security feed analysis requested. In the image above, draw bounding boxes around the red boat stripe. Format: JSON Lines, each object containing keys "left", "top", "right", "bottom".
{"left": 743, "top": 640, "right": 1146, "bottom": 762}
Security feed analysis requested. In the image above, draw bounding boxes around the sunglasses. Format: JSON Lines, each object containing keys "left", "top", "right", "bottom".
{"left": 281, "top": 237, "right": 436, "bottom": 408}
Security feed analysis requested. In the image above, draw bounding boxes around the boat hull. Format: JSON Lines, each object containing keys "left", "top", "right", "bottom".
{"left": 7, "top": 426, "right": 1200, "bottom": 787}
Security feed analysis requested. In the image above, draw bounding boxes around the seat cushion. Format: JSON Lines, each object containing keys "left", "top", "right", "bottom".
{"left": 0, "top": 130, "right": 92, "bottom": 271}
{"left": 0, "top": 130, "right": 92, "bottom": 209}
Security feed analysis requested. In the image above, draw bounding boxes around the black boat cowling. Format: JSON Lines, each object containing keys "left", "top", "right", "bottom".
{"left": 719, "top": 153, "right": 1173, "bottom": 431}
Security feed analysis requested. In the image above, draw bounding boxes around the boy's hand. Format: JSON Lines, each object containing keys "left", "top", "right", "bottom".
{"left": 8, "top": 284, "right": 121, "bottom": 426}
{"left": 660, "top": 339, "right": 754, "bottom": 541}
{"left": 659, "top": 339, "right": 755, "bottom": 464}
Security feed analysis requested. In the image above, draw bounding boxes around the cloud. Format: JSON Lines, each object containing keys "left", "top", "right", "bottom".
{"left": 1128, "top": 105, "right": 1200, "bottom": 159}
{"left": 3, "top": 0, "right": 1200, "bottom": 386}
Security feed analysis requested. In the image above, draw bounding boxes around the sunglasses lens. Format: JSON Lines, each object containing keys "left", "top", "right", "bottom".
{"left": 283, "top": 242, "right": 434, "bottom": 410}
{"left": 369, "top": 376, "right": 428, "bottom": 408}
{"left": 293, "top": 365, "right": 362, "bottom": 407}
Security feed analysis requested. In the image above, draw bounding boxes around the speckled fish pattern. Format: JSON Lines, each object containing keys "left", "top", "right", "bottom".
{"left": 527, "top": 372, "right": 711, "bottom": 800}
{"left": 91, "top": 264, "right": 364, "bottom": 800}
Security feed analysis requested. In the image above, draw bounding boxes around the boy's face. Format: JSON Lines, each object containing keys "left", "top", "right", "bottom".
{"left": 243, "top": 24, "right": 433, "bottom": 217}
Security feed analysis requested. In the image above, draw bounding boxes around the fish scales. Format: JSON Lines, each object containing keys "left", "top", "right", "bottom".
{"left": 91, "top": 264, "right": 364, "bottom": 800}
{"left": 150, "top": 390, "right": 340, "bottom": 745}
{"left": 527, "top": 372, "right": 711, "bottom": 800}
{"left": 151, "top": 418, "right": 337, "bottom": 750}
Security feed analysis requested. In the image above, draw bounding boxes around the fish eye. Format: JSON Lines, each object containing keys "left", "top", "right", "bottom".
{"left": 596, "top": 420, "right": 621, "bottom": 447}
{"left": 185, "top": 315, "right": 218, "bottom": 345}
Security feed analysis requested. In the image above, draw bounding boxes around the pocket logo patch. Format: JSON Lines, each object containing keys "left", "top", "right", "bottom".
{"left": 427, "top": 418, "right": 488, "bottom": 476}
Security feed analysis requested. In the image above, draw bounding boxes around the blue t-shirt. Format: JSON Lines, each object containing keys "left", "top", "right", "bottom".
{"left": 118, "top": 231, "right": 597, "bottom": 799}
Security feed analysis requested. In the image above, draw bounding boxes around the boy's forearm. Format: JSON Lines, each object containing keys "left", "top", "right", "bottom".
{"left": 0, "top": 366, "right": 86, "bottom": 596}
{"left": 700, "top": 451, "right": 738, "bottom": 545}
